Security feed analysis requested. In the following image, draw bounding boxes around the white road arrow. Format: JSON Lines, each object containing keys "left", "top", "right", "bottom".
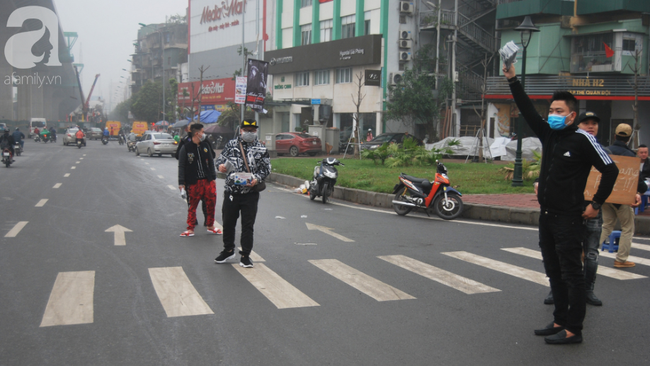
{"left": 105, "top": 225, "right": 133, "bottom": 246}
{"left": 305, "top": 223, "right": 354, "bottom": 242}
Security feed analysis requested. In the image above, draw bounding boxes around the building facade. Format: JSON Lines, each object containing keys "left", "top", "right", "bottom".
{"left": 487, "top": 0, "right": 650, "bottom": 146}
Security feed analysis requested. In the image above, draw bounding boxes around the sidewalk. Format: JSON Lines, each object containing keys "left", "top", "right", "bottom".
{"left": 267, "top": 173, "right": 650, "bottom": 236}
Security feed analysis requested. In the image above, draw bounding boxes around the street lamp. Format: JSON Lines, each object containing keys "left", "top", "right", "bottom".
{"left": 511, "top": 16, "right": 539, "bottom": 187}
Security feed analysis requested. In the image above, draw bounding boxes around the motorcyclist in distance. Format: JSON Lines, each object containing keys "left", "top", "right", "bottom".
{"left": 48, "top": 126, "right": 57, "bottom": 141}
{"left": 0, "top": 129, "right": 16, "bottom": 160}
{"left": 12, "top": 127, "right": 25, "bottom": 150}
{"left": 75, "top": 127, "right": 86, "bottom": 146}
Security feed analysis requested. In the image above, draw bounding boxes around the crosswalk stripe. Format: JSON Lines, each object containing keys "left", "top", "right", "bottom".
{"left": 148, "top": 267, "right": 214, "bottom": 317}
{"left": 237, "top": 247, "right": 265, "bottom": 262}
{"left": 632, "top": 243, "right": 650, "bottom": 252}
{"left": 442, "top": 251, "right": 549, "bottom": 287}
{"left": 600, "top": 251, "right": 650, "bottom": 267}
{"left": 233, "top": 263, "right": 319, "bottom": 309}
{"left": 40, "top": 271, "right": 95, "bottom": 327}
{"left": 501, "top": 247, "right": 647, "bottom": 280}
{"left": 35, "top": 199, "right": 48, "bottom": 207}
{"left": 310, "top": 259, "right": 415, "bottom": 301}
{"left": 5, "top": 221, "right": 28, "bottom": 238}
{"left": 378, "top": 255, "right": 500, "bottom": 294}
{"left": 53, "top": 183, "right": 62, "bottom": 189}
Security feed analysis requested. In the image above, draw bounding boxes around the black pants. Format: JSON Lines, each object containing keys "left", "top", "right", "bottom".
{"left": 538, "top": 211, "right": 586, "bottom": 336}
{"left": 221, "top": 191, "right": 259, "bottom": 255}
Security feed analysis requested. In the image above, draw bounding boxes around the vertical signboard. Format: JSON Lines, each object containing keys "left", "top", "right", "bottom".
{"left": 245, "top": 59, "right": 268, "bottom": 111}
{"left": 235, "top": 76, "right": 247, "bottom": 105}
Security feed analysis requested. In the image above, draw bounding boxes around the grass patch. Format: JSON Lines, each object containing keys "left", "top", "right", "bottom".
{"left": 271, "top": 157, "right": 536, "bottom": 195}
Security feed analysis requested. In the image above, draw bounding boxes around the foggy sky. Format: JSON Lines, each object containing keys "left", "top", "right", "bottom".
{"left": 54, "top": 0, "right": 188, "bottom": 113}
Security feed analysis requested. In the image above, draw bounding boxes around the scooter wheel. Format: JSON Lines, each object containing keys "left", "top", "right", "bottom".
{"left": 433, "top": 193, "right": 463, "bottom": 220}
{"left": 393, "top": 192, "right": 413, "bottom": 216}
{"left": 309, "top": 186, "right": 317, "bottom": 201}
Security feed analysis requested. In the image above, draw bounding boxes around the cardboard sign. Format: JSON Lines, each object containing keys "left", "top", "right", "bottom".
{"left": 584, "top": 155, "right": 639, "bottom": 205}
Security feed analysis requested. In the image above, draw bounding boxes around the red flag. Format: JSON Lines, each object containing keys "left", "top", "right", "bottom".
{"left": 603, "top": 42, "right": 614, "bottom": 58}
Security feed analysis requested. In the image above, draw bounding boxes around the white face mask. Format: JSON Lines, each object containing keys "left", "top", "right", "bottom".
{"left": 242, "top": 131, "right": 257, "bottom": 143}
{"left": 200, "top": 133, "right": 206, "bottom": 141}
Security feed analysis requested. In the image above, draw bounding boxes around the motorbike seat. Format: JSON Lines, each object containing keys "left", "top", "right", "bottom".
{"left": 401, "top": 174, "right": 431, "bottom": 189}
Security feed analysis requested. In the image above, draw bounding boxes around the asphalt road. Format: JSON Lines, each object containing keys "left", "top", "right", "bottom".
{"left": 1, "top": 139, "right": 649, "bottom": 365}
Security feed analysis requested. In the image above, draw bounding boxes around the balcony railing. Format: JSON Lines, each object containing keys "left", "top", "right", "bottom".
{"left": 420, "top": 10, "right": 495, "bottom": 52}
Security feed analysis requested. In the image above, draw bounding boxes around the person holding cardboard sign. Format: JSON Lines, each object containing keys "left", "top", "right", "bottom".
{"left": 505, "top": 63, "right": 618, "bottom": 345}
{"left": 599, "top": 124, "right": 644, "bottom": 268}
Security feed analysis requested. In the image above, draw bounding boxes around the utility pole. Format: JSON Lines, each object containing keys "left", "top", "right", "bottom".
{"left": 451, "top": 0, "right": 458, "bottom": 137}
{"left": 197, "top": 65, "right": 209, "bottom": 122}
{"left": 241, "top": 4, "right": 246, "bottom": 123}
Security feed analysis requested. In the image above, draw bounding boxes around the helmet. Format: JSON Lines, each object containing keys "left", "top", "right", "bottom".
{"left": 15, "top": 127, "right": 19, "bottom": 130}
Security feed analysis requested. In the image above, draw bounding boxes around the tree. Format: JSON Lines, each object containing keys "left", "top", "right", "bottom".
{"left": 385, "top": 44, "right": 451, "bottom": 141}
{"left": 626, "top": 49, "right": 642, "bottom": 148}
{"left": 109, "top": 98, "right": 132, "bottom": 123}
{"left": 217, "top": 102, "right": 254, "bottom": 131}
{"left": 351, "top": 72, "right": 366, "bottom": 158}
{"left": 130, "top": 80, "right": 162, "bottom": 122}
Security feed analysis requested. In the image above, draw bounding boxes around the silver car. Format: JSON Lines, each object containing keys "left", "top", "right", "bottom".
{"left": 135, "top": 133, "right": 178, "bottom": 157}
{"left": 62, "top": 128, "right": 81, "bottom": 145}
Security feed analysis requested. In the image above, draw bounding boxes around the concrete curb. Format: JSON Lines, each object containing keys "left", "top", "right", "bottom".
{"left": 266, "top": 172, "right": 650, "bottom": 236}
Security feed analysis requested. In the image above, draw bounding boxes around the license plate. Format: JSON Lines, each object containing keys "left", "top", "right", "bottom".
{"left": 312, "top": 141, "right": 316, "bottom": 145}
{"left": 3, "top": 152, "right": 9, "bottom": 157}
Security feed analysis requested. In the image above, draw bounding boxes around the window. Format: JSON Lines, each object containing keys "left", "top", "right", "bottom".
{"left": 301, "top": 24, "right": 312, "bottom": 45}
{"left": 320, "top": 19, "right": 333, "bottom": 42}
{"left": 364, "top": 12, "right": 371, "bottom": 36}
{"left": 301, "top": 0, "right": 312, "bottom": 8}
{"left": 622, "top": 39, "right": 635, "bottom": 52}
{"left": 335, "top": 68, "right": 352, "bottom": 84}
{"left": 314, "top": 70, "right": 330, "bottom": 85}
{"left": 295, "top": 71, "right": 310, "bottom": 87}
{"left": 341, "top": 15, "right": 355, "bottom": 39}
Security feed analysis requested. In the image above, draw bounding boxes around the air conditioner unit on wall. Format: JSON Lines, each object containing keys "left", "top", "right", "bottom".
{"left": 399, "top": 39, "right": 412, "bottom": 49}
{"left": 390, "top": 72, "right": 404, "bottom": 86}
{"left": 399, "top": 30, "right": 411, "bottom": 40}
{"left": 399, "top": 51, "right": 412, "bottom": 62}
{"left": 400, "top": 1, "right": 414, "bottom": 14}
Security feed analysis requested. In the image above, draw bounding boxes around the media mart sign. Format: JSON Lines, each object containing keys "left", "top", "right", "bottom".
{"left": 4, "top": 6, "right": 62, "bottom": 69}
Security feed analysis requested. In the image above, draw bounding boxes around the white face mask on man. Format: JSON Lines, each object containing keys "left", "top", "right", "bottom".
{"left": 241, "top": 131, "right": 257, "bottom": 143}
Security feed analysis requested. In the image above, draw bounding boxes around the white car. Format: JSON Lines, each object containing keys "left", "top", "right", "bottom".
{"left": 135, "top": 133, "right": 178, "bottom": 157}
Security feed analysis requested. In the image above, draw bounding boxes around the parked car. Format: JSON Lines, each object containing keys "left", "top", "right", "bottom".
{"left": 62, "top": 127, "right": 80, "bottom": 145}
{"left": 135, "top": 132, "right": 178, "bottom": 157}
{"left": 275, "top": 132, "right": 322, "bottom": 157}
{"left": 86, "top": 127, "right": 103, "bottom": 140}
{"left": 360, "top": 133, "right": 423, "bottom": 151}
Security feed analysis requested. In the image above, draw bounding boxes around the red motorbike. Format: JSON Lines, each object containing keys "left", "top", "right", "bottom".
{"left": 392, "top": 161, "right": 463, "bottom": 220}
{"left": 2, "top": 147, "right": 13, "bottom": 167}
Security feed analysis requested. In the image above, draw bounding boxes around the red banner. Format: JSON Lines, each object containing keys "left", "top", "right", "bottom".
{"left": 177, "top": 77, "right": 236, "bottom": 106}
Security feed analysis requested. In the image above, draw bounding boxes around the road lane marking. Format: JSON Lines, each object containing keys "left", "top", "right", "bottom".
{"left": 148, "top": 267, "right": 214, "bottom": 317}
{"left": 83, "top": 154, "right": 86, "bottom": 156}
{"left": 145, "top": 162, "right": 149, "bottom": 165}
{"left": 305, "top": 222, "right": 354, "bottom": 242}
{"left": 633, "top": 243, "right": 650, "bottom": 252}
{"left": 600, "top": 251, "right": 650, "bottom": 267}
{"left": 501, "top": 247, "right": 647, "bottom": 280}
{"left": 442, "top": 251, "right": 549, "bottom": 287}
{"left": 236, "top": 247, "right": 265, "bottom": 262}
{"left": 379, "top": 255, "right": 500, "bottom": 294}
{"left": 150, "top": 168, "right": 155, "bottom": 171}
{"left": 64, "top": 173, "right": 70, "bottom": 177}
{"left": 105, "top": 225, "right": 133, "bottom": 246}
{"left": 35, "top": 199, "right": 48, "bottom": 207}
{"left": 53, "top": 183, "right": 62, "bottom": 189}
{"left": 80, "top": 158, "right": 83, "bottom": 160}
{"left": 310, "top": 259, "right": 415, "bottom": 301}
{"left": 71, "top": 166, "right": 76, "bottom": 170}
{"left": 40, "top": 271, "right": 95, "bottom": 327}
{"left": 157, "top": 175, "right": 164, "bottom": 179}
{"left": 233, "top": 263, "right": 319, "bottom": 309}
{"left": 5, "top": 221, "right": 28, "bottom": 237}
{"left": 75, "top": 161, "right": 80, "bottom": 164}
{"left": 167, "top": 185, "right": 176, "bottom": 191}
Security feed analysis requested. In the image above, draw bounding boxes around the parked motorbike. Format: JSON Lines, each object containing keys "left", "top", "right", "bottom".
{"left": 392, "top": 161, "right": 464, "bottom": 220}
{"left": 101, "top": 135, "right": 109, "bottom": 145}
{"left": 2, "top": 147, "right": 12, "bottom": 167}
{"left": 14, "top": 142, "right": 21, "bottom": 156}
{"left": 308, "top": 157, "right": 344, "bottom": 203}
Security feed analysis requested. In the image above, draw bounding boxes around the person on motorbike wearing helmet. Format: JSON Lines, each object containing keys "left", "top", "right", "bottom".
{"left": 13, "top": 127, "right": 25, "bottom": 149}
{"left": 48, "top": 126, "right": 56, "bottom": 140}
{"left": 75, "top": 128, "right": 86, "bottom": 146}
{"left": 0, "top": 129, "right": 16, "bottom": 160}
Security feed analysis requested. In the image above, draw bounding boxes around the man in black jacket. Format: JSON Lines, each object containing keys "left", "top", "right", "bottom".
{"left": 505, "top": 64, "right": 618, "bottom": 345}
{"left": 638, "top": 144, "right": 649, "bottom": 181}
{"left": 178, "top": 123, "right": 220, "bottom": 237}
